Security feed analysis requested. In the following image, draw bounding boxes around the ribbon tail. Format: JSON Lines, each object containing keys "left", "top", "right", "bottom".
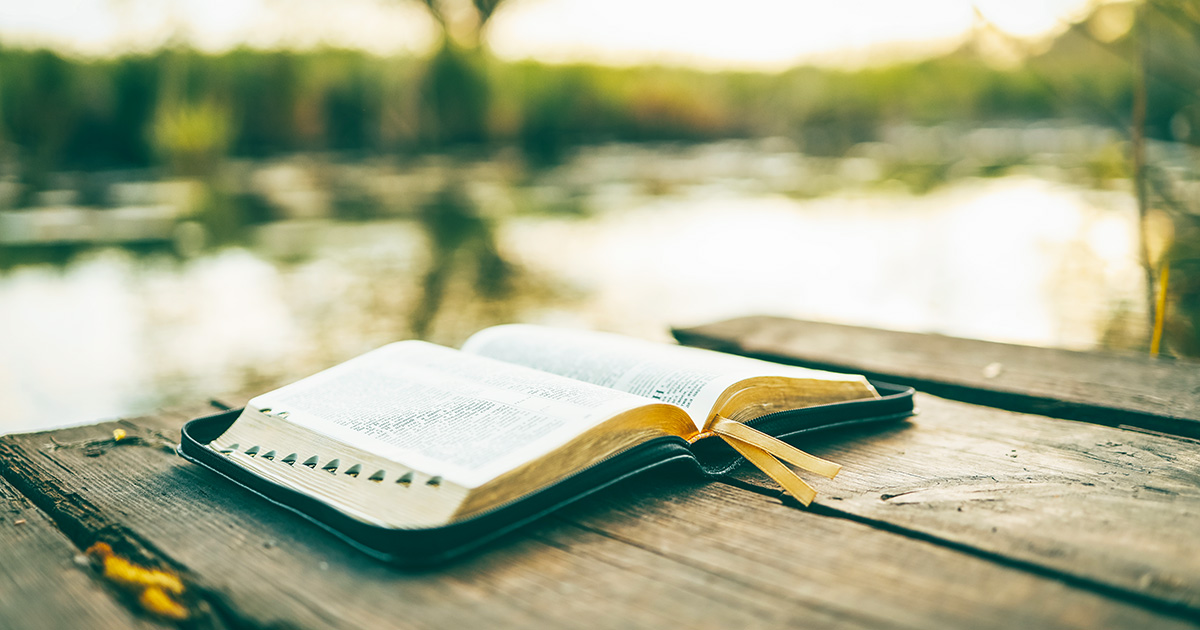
{"left": 712, "top": 418, "right": 841, "bottom": 479}
{"left": 719, "top": 436, "right": 818, "bottom": 506}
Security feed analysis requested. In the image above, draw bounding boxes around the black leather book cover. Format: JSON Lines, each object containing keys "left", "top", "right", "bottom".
{"left": 178, "top": 382, "right": 915, "bottom": 566}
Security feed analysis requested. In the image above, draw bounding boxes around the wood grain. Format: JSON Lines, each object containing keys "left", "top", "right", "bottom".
{"left": 559, "top": 482, "right": 1195, "bottom": 630}
{"left": 674, "top": 316, "right": 1200, "bottom": 437}
{"left": 721, "top": 394, "right": 1200, "bottom": 616}
{"left": 1, "top": 413, "right": 1196, "bottom": 629}
{"left": 0, "top": 473, "right": 159, "bottom": 629}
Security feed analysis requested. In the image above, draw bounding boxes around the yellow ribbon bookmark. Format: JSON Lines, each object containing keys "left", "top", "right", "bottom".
{"left": 711, "top": 417, "right": 842, "bottom": 507}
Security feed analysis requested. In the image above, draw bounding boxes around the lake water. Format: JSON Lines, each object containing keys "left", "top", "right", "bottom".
{"left": 0, "top": 150, "right": 1147, "bottom": 433}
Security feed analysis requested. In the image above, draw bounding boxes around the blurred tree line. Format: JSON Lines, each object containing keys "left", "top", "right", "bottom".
{"left": 0, "top": 6, "right": 1196, "bottom": 194}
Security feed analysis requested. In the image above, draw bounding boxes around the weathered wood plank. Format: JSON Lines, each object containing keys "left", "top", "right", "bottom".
{"left": 560, "top": 482, "right": 1196, "bottom": 629}
{"left": 2, "top": 414, "right": 1196, "bottom": 630}
{"left": 721, "top": 394, "right": 1200, "bottom": 616}
{"left": 673, "top": 316, "right": 1200, "bottom": 437}
{"left": 0, "top": 418, "right": 873, "bottom": 630}
{"left": 0, "top": 473, "right": 159, "bottom": 629}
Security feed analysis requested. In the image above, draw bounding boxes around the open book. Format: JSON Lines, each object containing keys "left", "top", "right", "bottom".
{"left": 179, "top": 325, "right": 915, "bottom": 564}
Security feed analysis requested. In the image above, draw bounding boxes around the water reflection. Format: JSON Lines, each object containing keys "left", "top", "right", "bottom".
{"left": 412, "top": 178, "right": 513, "bottom": 338}
{"left": 503, "top": 175, "right": 1144, "bottom": 343}
{"left": 0, "top": 145, "right": 1147, "bottom": 432}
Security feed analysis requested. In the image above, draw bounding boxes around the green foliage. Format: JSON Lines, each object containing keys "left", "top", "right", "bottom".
{"left": 152, "top": 100, "right": 233, "bottom": 176}
{"left": 0, "top": 14, "right": 1195, "bottom": 187}
{"left": 423, "top": 43, "right": 490, "bottom": 146}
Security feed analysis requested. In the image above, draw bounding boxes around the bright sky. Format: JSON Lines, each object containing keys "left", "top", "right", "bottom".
{"left": 0, "top": 0, "right": 1101, "bottom": 70}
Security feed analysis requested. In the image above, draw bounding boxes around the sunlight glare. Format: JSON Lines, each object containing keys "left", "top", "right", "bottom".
{"left": 487, "top": 0, "right": 977, "bottom": 70}
{"left": 972, "top": 0, "right": 1094, "bottom": 38}
{"left": 1, "top": 0, "right": 1102, "bottom": 68}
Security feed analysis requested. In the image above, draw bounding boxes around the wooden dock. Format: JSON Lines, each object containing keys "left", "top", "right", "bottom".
{"left": 2, "top": 316, "right": 1199, "bottom": 629}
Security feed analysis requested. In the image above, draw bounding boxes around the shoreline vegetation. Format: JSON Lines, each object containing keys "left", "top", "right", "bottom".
{"left": 0, "top": 10, "right": 1195, "bottom": 178}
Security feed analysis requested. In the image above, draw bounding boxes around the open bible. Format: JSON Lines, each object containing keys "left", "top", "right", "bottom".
{"left": 179, "top": 325, "right": 915, "bottom": 564}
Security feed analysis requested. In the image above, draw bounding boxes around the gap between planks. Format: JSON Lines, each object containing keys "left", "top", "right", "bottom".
{"left": 7, "top": 399, "right": 1200, "bottom": 629}
{"left": 200, "top": 393, "right": 1200, "bottom": 626}
{"left": 673, "top": 316, "right": 1200, "bottom": 439}
{"left": 716, "top": 475, "right": 1200, "bottom": 625}
{"left": 0, "top": 409, "right": 257, "bottom": 630}
{"left": 0, "top": 474, "right": 163, "bottom": 630}
{"left": 708, "top": 393, "right": 1200, "bottom": 621}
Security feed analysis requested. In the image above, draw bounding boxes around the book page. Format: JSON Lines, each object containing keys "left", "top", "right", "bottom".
{"left": 249, "top": 341, "right": 651, "bottom": 488}
{"left": 462, "top": 324, "right": 871, "bottom": 430}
